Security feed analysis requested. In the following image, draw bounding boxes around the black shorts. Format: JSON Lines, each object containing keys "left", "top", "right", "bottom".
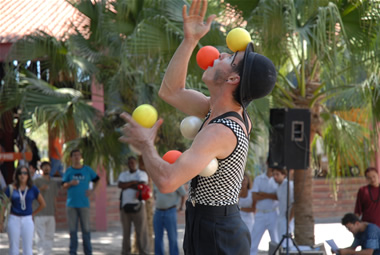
{"left": 183, "top": 201, "right": 251, "bottom": 255}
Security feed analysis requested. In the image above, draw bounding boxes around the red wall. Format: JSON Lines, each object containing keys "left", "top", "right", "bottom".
{"left": 54, "top": 177, "right": 365, "bottom": 230}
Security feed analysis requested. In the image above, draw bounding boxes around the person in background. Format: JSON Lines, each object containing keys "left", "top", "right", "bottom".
{"left": 33, "top": 161, "right": 60, "bottom": 255}
{"left": 5, "top": 165, "right": 46, "bottom": 255}
{"left": 355, "top": 167, "right": 380, "bottom": 228}
{"left": 335, "top": 213, "right": 380, "bottom": 255}
{"left": 239, "top": 172, "right": 255, "bottom": 232}
{"left": 49, "top": 135, "right": 64, "bottom": 177}
{"left": 153, "top": 184, "right": 186, "bottom": 255}
{"left": 29, "top": 163, "right": 42, "bottom": 180}
{"left": 118, "top": 156, "right": 150, "bottom": 255}
{"left": 62, "top": 149, "right": 100, "bottom": 255}
{"left": 272, "top": 168, "right": 294, "bottom": 248}
{"left": 250, "top": 165, "right": 279, "bottom": 255}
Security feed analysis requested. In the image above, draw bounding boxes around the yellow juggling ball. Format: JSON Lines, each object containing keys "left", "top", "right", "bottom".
{"left": 226, "top": 28, "right": 251, "bottom": 52}
{"left": 132, "top": 104, "right": 158, "bottom": 128}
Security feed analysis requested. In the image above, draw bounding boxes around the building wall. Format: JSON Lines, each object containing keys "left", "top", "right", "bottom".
{"left": 54, "top": 177, "right": 365, "bottom": 230}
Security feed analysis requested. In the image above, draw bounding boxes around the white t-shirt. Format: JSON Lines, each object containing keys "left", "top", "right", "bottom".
{"left": 251, "top": 173, "right": 279, "bottom": 210}
{"left": 118, "top": 169, "right": 148, "bottom": 206}
{"left": 239, "top": 188, "right": 254, "bottom": 208}
{"left": 276, "top": 178, "right": 294, "bottom": 217}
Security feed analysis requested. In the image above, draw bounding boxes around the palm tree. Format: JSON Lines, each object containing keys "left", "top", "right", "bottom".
{"left": 225, "top": 0, "right": 380, "bottom": 245}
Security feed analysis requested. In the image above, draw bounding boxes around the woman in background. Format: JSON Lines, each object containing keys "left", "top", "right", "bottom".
{"left": 239, "top": 172, "right": 256, "bottom": 232}
{"left": 5, "top": 165, "right": 45, "bottom": 255}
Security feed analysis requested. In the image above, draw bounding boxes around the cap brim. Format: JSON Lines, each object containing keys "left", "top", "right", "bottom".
{"left": 240, "top": 42, "right": 256, "bottom": 107}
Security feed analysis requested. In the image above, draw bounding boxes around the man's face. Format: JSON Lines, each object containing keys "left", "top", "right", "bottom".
{"left": 267, "top": 167, "right": 273, "bottom": 177}
{"left": 273, "top": 170, "right": 285, "bottom": 184}
{"left": 345, "top": 222, "right": 360, "bottom": 235}
{"left": 71, "top": 151, "right": 82, "bottom": 165}
{"left": 202, "top": 51, "right": 244, "bottom": 85}
{"left": 366, "top": 171, "right": 379, "bottom": 187}
{"left": 42, "top": 164, "right": 51, "bottom": 175}
{"left": 128, "top": 158, "right": 137, "bottom": 172}
{"left": 29, "top": 165, "right": 36, "bottom": 174}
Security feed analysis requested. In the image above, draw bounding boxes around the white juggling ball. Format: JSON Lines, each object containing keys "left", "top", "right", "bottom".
{"left": 199, "top": 158, "right": 218, "bottom": 177}
{"left": 180, "top": 116, "right": 203, "bottom": 140}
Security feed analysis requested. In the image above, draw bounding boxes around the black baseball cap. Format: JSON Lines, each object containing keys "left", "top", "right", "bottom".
{"left": 238, "top": 42, "right": 277, "bottom": 107}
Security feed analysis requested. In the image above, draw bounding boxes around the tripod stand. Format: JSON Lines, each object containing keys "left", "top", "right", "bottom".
{"left": 272, "top": 169, "right": 302, "bottom": 255}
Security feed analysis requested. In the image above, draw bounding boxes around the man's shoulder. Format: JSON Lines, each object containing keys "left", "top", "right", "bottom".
{"left": 255, "top": 173, "right": 267, "bottom": 181}
{"left": 366, "top": 223, "right": 380, "bottom": 233}
{"left": 82, "top": 165, "right": 95, "bottom": 172}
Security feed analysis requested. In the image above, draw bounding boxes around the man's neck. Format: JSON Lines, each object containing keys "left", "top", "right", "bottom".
{"left": 43, "top": 174, "right": 50, "bottom": 180}
{"left": 359, "top": 222, "right": 368, "bottom": 232}
{"left": 209, "top": 98, "right": 242, "bottom": 116}
{"left": 72, "top": 164, "right": 83, "bottom": 169}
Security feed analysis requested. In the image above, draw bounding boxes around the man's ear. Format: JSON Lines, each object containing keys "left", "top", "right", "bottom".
{"left": 226, "top": 74, "right": 240, "bottom": 86}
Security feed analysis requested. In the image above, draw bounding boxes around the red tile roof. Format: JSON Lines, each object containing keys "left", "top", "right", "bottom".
{"left": 0, "top": 0, "right": 89, "bottom": 44}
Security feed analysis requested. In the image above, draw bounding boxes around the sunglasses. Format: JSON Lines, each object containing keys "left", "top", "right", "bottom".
{"left": 18, "top": 171, "right": 28, "bottom": 176}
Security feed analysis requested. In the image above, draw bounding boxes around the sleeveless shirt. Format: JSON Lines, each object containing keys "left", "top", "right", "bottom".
{"left": 188, "top": 112, "right": 250, "bottom": 206}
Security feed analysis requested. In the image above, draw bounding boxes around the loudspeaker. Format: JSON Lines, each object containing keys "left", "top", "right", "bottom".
{"left": 269, "top": 108, "right": 310, "bottom": 170}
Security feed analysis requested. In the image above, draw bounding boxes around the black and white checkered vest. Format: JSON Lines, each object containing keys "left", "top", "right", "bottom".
{"left": 188, "top": 111, "right": 250, "bottom": 206}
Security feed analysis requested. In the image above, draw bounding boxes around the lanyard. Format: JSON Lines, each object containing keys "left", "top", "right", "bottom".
{"left": 18, "top": 187, "right": 28, "bottom": 210}
{"left": 368, "top": 185, "right": 380, "bottom": 203}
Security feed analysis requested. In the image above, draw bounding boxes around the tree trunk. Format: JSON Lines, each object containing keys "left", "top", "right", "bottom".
{"left": 294, "top": 167, "right": 315, "bottom": 245}
{"left": 0, "top": 110, "right": 15, "bottom": 184}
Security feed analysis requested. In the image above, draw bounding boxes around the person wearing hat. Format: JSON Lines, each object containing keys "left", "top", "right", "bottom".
{"left": 118, "top": 0, "right": 276, "bottom": 254}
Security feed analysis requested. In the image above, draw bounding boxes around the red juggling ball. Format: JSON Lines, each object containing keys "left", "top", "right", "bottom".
{"left": 196, "top": 46, "right": 220, "bottom": 70}
{"left": 162, "top": 150, "right": 182, "bottom": 164}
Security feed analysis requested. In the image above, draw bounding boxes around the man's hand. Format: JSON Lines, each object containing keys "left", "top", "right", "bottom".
{"left": 86, "top": 190, "right": 94, "bottom": 197}
{"left": 118, "top": 112, "right": 163, "bottom": 152}
{"left": 182, "top": 0, "right": 216, "bottom": 42}
{"left": 70, "top": 180, "right": 79, "bottom": 187}
{"left": 40, "top": 184, "right": 49, "bottom": 191}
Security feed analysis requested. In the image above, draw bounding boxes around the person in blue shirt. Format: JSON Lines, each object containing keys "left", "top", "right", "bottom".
{"left": 62, "top": 149, "right": 100, "bottom": 255}
{"left": 337, "top": 213, "right": 380, "bottom": 255}
{"left": 5, "top": 165, "right": 46, "bottom": 255}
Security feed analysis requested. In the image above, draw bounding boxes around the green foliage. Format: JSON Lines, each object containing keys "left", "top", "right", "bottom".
{"left": 2, "top": 0, "right": 379, "bottom": 181}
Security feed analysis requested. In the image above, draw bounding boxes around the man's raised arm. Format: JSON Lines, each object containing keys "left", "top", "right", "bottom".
{"left": 158, "top": 0, "right": 215, "bottom": 118}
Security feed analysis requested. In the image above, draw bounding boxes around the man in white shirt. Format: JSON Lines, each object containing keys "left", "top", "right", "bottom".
{"left": 273, "top": 168, "right": 294, "bottom": 248}
{"left": 118, "top": 156, "right": 150, "bottom": 255}
{"left": 250, "top": 165, "right": 279, "bottom": 255}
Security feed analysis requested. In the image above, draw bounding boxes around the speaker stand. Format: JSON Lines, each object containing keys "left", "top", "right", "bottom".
{"left": 271, "top": 169, "right": 302, "bottom": 255}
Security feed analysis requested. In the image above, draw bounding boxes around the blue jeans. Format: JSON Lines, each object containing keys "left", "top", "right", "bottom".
{"left": 153, "top": 207, "right": 179, "bottom": 255}
{"left": 67, "top": 207, "right": 92, "bottom": 255}
{"left": 50, "top": 157, "right": 63, "bottom": 177}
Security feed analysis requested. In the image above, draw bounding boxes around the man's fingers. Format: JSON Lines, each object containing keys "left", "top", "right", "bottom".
{"left": 205, "top": 14, "right": 216, "bottom": 27}
{"left": 118, "top": 136, "right": 129, "bottom": 144}
{"left": 188, "top": 0, "right": 195, "bottom": 15}
{"left": 200, "top": 0, "right": 207, "bottom": 18}
{"left": 119, "top": 112, "right": 132, "bottom": 122}
{"left": 193, "top": 0, "right": 201, "bottom": 16}
{"left": 152, "top": 118, "right": 164, "bottom": 134}
{"left": 182, "top": 5, "right": 188, "bottom": 19}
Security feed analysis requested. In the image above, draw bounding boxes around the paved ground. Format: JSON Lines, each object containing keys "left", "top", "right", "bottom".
{"left": 0, "top": 219, "right": 353, "bottom": 255}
